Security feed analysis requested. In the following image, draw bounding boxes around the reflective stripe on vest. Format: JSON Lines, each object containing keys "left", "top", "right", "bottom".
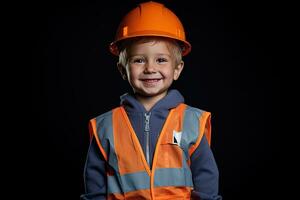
{"left": 89, "top": 103, "right": 212, "bottom": 200}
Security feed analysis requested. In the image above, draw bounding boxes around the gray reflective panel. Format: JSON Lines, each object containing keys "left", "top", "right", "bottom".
{"left": 108, "top": 171, "right": 150, "bottom": 194}
{"left": 154, "top": 168, "right": 193, "bottom": 187}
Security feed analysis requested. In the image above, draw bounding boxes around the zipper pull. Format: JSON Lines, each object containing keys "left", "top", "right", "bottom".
{"left": 144, "top": 112, "right": 151, "bottom": 132}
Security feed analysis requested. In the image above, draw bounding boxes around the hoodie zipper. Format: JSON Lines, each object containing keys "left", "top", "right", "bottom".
{"left": 144, "top": 112, "right": 151, "bottom": 165}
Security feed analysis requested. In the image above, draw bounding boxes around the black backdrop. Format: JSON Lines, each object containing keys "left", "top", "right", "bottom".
{"left": 31, "top": 0, "right": 281, "bottom": 199}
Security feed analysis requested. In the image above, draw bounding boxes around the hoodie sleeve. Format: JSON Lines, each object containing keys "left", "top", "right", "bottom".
{"left": 80, "top": 137, "right": 107, "bottom": 200}
{"left": 190, "top": 136, "right": 222, "bottom": 200}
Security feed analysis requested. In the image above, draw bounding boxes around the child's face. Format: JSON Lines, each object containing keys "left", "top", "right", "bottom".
{"left": 121, "top": 40, "right": 184, "bottom": 99}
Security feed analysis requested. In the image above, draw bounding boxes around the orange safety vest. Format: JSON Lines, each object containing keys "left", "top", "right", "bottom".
{"left": 89, "top": 103, "right": 211, "bottom": 200}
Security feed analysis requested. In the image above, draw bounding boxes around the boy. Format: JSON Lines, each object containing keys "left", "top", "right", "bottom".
{"left": 81, "top": 1, "right": 222, "bottom": 199}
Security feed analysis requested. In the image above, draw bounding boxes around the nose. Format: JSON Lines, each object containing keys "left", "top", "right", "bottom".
{"left": 144, "top": 61, "right": 156, "bottom": 73}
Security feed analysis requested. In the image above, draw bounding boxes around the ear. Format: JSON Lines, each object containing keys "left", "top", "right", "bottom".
{"left": 173, "top": 61, "right": 184, "bottom": 80}
{"left": 117, "top": 62, "right": 127, "bottom": 80}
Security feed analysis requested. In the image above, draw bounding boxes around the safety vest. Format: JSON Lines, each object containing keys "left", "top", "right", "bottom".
{"left": 89, "top": 103, "right": 211, "bottom": 200}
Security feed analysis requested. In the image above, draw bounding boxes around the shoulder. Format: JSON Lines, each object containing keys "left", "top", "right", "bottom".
{"left": 94, "top": 110, "right": 113, "bottom": 121}
{"left": 90, "top": 106, "right": 122, "bottom": 126}
{"left": 183, "top": 104, "right": 210, "bottom": 118}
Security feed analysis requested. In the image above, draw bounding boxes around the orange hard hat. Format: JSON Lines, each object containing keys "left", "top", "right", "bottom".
{"left": 109, "top": 1, "right": 191, "bottom": 56}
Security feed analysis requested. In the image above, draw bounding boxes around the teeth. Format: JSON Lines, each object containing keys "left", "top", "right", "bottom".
{"left": 143, "top": 79, "right": 160, "bottom": 82}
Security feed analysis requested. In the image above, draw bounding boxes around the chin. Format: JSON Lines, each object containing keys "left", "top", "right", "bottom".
{"left": 137, "top": 90, "right": 167, "bottom": 98}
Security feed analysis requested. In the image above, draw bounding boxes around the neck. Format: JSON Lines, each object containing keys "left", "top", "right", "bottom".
{"left": 135, "top": 92, "right": 167, "bottom": 112}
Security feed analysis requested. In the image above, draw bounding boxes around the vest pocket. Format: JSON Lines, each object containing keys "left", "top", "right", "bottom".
{"left": 156, "top": 142, "right": 183, "bottom": 168}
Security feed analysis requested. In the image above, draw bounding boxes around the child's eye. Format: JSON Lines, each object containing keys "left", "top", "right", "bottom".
{"left": 157, "top": 58, "right": 168, "bottom": 63}
{"left": 132, "top": 58, "right": 145, "bottom": 63}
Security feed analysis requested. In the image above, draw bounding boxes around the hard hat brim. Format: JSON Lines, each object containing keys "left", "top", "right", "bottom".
{"left": 109, "top": 34, "right": 191, "bottom": 56}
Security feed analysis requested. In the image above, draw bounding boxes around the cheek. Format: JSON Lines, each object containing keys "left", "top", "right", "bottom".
{"left": 165, "top": 68, "right": 176, "bottom": 79}
{"left": 126, "top": 66, "right": 139, "bottom": 80}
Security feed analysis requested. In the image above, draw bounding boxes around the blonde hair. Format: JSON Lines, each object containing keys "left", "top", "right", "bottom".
{"left": 118, "top": 37, "right": 183, "bottom": 67}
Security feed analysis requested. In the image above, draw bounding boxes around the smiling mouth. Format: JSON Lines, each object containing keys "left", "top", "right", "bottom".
{"left": 140, "top": 78, "right": 162, "bottom": 83}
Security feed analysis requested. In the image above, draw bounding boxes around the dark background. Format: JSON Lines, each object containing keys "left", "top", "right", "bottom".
{"left": 31, "top": 0, "right": 281, "bottom": 199}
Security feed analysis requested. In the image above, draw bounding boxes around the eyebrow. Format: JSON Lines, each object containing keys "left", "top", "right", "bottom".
{"left": 156, "top": 53, "right": 171, "bottom": 57}
{"left": 129, "top": 53, "right": 171, "bottom": 58}
{"left": 128, "top": 55, "right": 145, "bottom": 60}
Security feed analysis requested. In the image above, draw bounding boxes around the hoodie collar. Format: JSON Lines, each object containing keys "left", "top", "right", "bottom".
{"left": 120, "top": 89, "right": 184, "bottom": 113}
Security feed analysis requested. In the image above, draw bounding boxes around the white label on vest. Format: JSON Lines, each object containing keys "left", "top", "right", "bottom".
{"left": 173, "top": 130, "right": 182, "bottom": 146}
